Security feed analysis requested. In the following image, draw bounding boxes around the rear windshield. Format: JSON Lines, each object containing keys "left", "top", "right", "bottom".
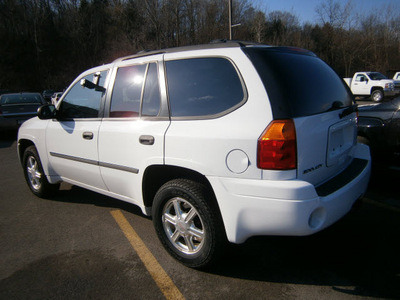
{"left": 0, "top": 94, "right": 43, "bottom": 105}
{"left": 243, "top": 47, "right": 353, "bottom": 119}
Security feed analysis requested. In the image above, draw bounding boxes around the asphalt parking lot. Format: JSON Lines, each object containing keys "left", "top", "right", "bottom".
{"left": 1, "top": 131, "right": 399, "bottom": 299}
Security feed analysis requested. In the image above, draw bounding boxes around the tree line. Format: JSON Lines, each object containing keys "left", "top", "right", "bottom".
{"left": 1, "top": 0, "right": 399, "bottom": 92}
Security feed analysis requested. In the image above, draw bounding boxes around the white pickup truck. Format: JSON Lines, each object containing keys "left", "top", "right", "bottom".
{"left": 344, "top": 72, "right": 397, "bottom": 102}
{"left": 393, "top": 72, "right": 400, "bottom": 93}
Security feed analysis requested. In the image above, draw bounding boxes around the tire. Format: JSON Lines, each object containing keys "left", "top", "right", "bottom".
{"left": 371, "top": 89, "right": 383, "bottom": 102}
{"left": 152, "top": 179, "right": 225, "bottom": 268}
{"left": 22, "top": 145, "right": 59, "bottom": 198}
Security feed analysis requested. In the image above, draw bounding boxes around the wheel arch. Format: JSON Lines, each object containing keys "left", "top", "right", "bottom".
{"left": 142, "top": 165, "right": 220, "bottom": 215}
{"left": 17, "top": 139, "right": 36, "bottom": 164}
{"left": 370, "top": 86, "right": 383, "bottom": 93}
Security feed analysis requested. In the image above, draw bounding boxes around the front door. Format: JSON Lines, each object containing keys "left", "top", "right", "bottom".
{"left": 352, "top": 74, "right": 369, "bottom": 95}
{"left": 46, "top": 69, "right": 110, "bottom": 191}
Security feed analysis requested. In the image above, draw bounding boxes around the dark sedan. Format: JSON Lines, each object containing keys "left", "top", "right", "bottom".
{"left": 0, "top": 93, "right": 46, "bottom": 132}
{"left": 357, "top": 96, "right": 400, "bottom": 165}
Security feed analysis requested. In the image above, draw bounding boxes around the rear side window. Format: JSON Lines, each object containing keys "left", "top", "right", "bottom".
{"left": 243, "top": 48, "right": 353, "bottom": 119}
{"left": 110, "top": 63, "right": 161, "bottom": 118}
{"left": 165, "top": 57, "right": 245, "bottom": 118}
{"left": 110, "top": 64, "right": 147, "bottom": 118}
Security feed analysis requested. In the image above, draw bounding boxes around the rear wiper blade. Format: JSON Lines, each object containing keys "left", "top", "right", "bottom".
{"left": 327, "top": 101, "right": 344, "bottom": 112}
{"left": 339, "top": 104, "right": 358, "bottom": 119}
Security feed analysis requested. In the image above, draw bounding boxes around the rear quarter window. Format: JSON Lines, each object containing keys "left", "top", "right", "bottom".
{"left": 165, "top": 57, "right": 245, "bottom": 118}
{"left": 1, "top": 94, "right": 43, "bottom": 105}
{"left": 243, "top": 48, "right": 353, "bottom": 119}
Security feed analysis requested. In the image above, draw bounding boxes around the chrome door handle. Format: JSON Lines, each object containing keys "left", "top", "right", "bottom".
{"left": 139, "top": 135, "right": 155, "bottom": 145}
{"left": 83, "top": 132, "right": 94, "bottom": 140}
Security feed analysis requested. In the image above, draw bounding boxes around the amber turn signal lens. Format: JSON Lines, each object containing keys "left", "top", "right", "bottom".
{"left": 257, "top": 120, "right": 297, "bottom": 170}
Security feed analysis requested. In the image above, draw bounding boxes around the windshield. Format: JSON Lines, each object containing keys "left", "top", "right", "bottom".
{"left": 243, "top": 47, "right": 354, "bottom": 119}
{"left": 368, "top": 72, "right": 387, "bottom": 80}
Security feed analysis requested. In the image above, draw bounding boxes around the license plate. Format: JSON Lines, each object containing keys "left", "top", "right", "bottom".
{"left": 327, "top": 119, "right": 357, "bottom": 167}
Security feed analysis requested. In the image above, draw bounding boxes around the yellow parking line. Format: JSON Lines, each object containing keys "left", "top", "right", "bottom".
{"left": 110, "top": 210, "right": 185, "bottom": 300}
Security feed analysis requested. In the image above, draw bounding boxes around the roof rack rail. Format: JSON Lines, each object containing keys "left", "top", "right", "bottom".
{"left": 112, "top": 40, "right": 262, "bottom": 63}
{"left": 210, "top": 39, "right": 259, "bottom": 47}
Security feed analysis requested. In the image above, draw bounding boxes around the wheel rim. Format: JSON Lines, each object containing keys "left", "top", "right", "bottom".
{"left": 373, "top": 91, "right": 382, "bottom": 101}
{"left": 162, "top": 197, "right": 205, "bottom": 255}
{"left": 26, "top": 156, "right": 42, "bottom": 191}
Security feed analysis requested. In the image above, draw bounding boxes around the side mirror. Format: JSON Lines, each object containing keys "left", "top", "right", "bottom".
{"left": 38, "top": 104, "right": 57, "bottom": 120}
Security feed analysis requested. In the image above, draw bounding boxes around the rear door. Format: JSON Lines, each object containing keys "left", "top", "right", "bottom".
{"left": 98, "top": 55, "right": 170, "bottom": 202}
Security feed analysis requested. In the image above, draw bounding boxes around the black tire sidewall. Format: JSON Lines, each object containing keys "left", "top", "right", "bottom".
{"left": 22, "top": 145, "right": 57, "bottom": 198}
{"left": 371, "top": 90, "right": 383, "bottom": 102}
{"left": 152, "top": 179, "right": 221, "bottom": 268}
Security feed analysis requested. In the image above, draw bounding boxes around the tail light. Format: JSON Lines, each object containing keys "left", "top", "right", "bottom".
{"left": 257, "top": 119, "right": 297, "bottom": 170}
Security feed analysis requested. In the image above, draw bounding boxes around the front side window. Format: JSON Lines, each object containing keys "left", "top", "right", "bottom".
{"left": 165, "top": 57, "right": 245, "bottom": 117}
{"left": 59, "top": 70, "right": 108, "bottom": 119}
{"left": 355, "top": 74, "right": 366, "bottom": 82}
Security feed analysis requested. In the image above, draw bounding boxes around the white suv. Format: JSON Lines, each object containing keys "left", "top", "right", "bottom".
{"left": 18, "top": 41, "right": 371, "bottom": 268}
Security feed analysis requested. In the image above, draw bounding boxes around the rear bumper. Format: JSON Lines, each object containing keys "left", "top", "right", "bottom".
{"left": 209, "top": 143, "right": 371, "bottom": 244}
{"left": 0, "top": 116, "right": 33, "bottom": 130}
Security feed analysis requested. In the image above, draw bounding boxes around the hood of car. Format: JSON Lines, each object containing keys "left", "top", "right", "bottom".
{"left": 358, "top": 97, "right": 400, "bottom": 112}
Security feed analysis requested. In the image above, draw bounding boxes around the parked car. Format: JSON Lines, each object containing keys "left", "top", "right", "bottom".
{"left": 0, "top": 89, "right": 11, "bottom": 96}
{"left": 17, "top": 41, "right": 371, "bottom": 268}
{"left": 343, "top": 72, "right": 397, "bottom": 102}
{"left": 357, "top": 96, "right": 400, "bottom": 165}
{"left": 51, "top": 92, "right": 63, "bottom": 105}
{"left": 392, "top": 72, "right": 400, "bottom": 94}
{"left": 42, "top": 89, "right": 55, "bottom": 103}
{"left": 0, "top": 92, "right": 46, "bottom": 131}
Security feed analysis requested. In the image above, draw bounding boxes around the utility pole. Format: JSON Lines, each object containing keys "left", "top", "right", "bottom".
{"left": 229, "top": 0, "right": 241, "bottom": 40}
{"left": 229, "top": 0, "right": 233, "bottom": 40}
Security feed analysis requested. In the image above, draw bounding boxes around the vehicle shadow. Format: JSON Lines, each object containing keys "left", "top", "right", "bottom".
{"left": 48, "top": 183, "right": 147, "bottom": 218}
{"left": 38, "top": 169, "right": 400, "bottom": 299}
{"left": 211, "top": 204, "right": 399, "bottom": 298}
{"left": 0, "top": 130, "right": 17, "bottom": 148}
{"left": 209, "top": 170, "right": 400, "bottom": 299}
